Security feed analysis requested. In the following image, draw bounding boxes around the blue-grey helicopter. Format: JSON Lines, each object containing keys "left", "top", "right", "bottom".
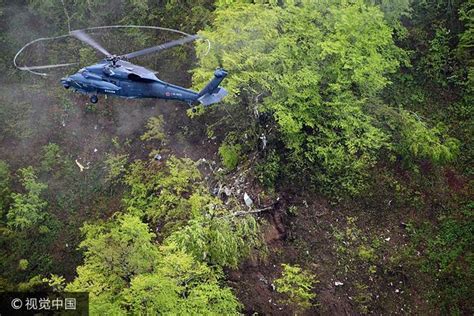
{"left": 17, "top": 29, "right": 228, "bottom": 109}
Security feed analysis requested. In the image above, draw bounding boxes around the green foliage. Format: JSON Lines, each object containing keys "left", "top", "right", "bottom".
{"left": 366, "top": 0, "right": 411, "bottom": 26}
{"left": 40, "top": 143, "right": 61, "bottom": 172}
{"left": 353, "top": 282, "right": 373, "bottom": 314}
{"left": 458, "top": 2, "right": 474, "bottom": 62}
{"left": 419, "top": 27, "right": 452, "bottom": 86}
{"left": 255, "top": 149, "right": 280, "bottom": 189}
{"left": 6, "top": 167, "right": 47, "bottom": 230}
{"left": 274, "top": 263, "right": 317, "bottom": 311}
{"left": 410, "top": 204, "right": 474, "bottom": 314}
{"left": 18, "top": 259, "right": 28, "bottom": 271}
{"left": 43, "top": 274, "right": 66, "bottom": 291}
{"left": 358, "top": 245, "right": 377, "bottom": 262}
{"left": 123, "top": 245, "right": 241, "bottom": 315}
{"left": 218, "top": 143, "right": 241, "bottom": 170}
{"left": 167, "top": 215, "right": 263, "bottom": 268}
{"left": 124, "top": 156, "right": 264, "bottom": 268}
{"left": 67, "top": 215, "right": 242, "bottom": 314}
{"left": 140, "top": 115, "right": 166, "bottom": 143}
{"left": 68, "top": 214, "right": 160, "bottom": 295}
{"left": 79, "top": 47, "right": 98, "bottom": 68}
{"left": 124, "top": 157, "right": 203, "bottom": 233}
{"left": 0, "top": 160, "right": 10, "bottom": 212}
{"left": 195, "top": 1, "right": 404, "bottom": 195}
{"left": 104, "top": 153, "right": 128, "bottom": 184}
{"left": 397, "top": 110, "right": 459, "bottom": 164}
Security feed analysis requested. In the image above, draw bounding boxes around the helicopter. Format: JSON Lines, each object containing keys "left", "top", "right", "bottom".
{"left": 19, "top": 29, "right": 228, "bottom": 109}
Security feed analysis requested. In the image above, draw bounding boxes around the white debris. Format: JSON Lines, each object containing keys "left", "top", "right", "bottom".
{"left": 75, "top": 160, "right": 85, "bottom": 172}
{"left": 224, "top": 186, "right": 232, "bottom": 196}
{"left": 154, "top": 153, "right": 162, "bottom": 161}
{"left": 395, "top": 289, "right": 400, "bottom": 293}
{"left": 244, "top": 192, "right": 253, "bottom": 208}
{"left": 259, "top": 133, "right": 267, "bottom": 150}
{"left": 335, "top": 281, "right": 344, "bottom": 286}
{"left": 385, "top": 237, "right": 391, "bottom": 241}
{"left": 94, "top": 148, "right": 98, "bottom": 153}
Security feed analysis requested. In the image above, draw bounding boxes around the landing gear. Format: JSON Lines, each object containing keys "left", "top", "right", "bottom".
{"left": 187, "top": 101, "right": 197, "bottom": 113}
{"left": 90, "top": 95, "right": 98, "bottom": 104}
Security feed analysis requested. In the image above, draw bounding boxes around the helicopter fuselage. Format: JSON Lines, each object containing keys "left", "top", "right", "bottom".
{"left": 61, "top": 59, "right": 227, "bottom": 106}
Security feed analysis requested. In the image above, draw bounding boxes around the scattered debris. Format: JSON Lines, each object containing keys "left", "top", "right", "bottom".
{"left": 259, "top": 133, "right": 267, "bottom": 150}
{"left": 258, "top": 275, "right": 268, "bottom": 284}
{"left": 75, "top": 159, "right": 85, "bottom": 172}
{"left": 385, "top": 237, "right": 391, "bottom": 241}
{"left": 244, "top": 192, "right": 253, "bottom": 208}
{"left": 335, "top": 281, "right": 344, "bottom": 286}
{"left": 93, "top": 148, "right": 98, "bottom": 153}
{"left": 154, "top": 153, "right": 162, "bottom": 161}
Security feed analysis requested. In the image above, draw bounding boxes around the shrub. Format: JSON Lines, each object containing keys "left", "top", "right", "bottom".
{"left": 218, "top": 143, "right": 241, "bottom": 171}
{"left": 274, "top": 264, "right": 317, "bottom": 312}
{"left": 255, "top": 150, "right": 280, "bottom": 189}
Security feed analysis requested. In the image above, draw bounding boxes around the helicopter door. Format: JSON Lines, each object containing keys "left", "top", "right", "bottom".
{"left": 120, "top": 81, "right": 142, "bottom": 98}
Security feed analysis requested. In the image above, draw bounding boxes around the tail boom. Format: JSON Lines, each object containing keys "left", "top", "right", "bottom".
{"left": 197, "top": 69, "right": 228, "bottom": 106}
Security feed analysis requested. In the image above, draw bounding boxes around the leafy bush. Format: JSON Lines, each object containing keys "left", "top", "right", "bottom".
{"left": 409, "top": 203, "right": 474, "bottom": 314}
{"left": 255, "top": 149, "right": 280, "bottom": 189}
{"left": 124, "top": 156, "right": 264, "bottom": 267}
{"left": 66, "top": 216, "right": 242, "bottom": 315}
{"left": 104, "top": 153, "right": 128, "bottom": 184}
{"left": 123, "top": 157, "right": 202, "bottom": 233}
{"left": 397, "top": 110, "right": 459, "bottom": 164}
{"left": 40, "top": 143, "right": 61, "bottom": 172}
{"left": 218, "top": 143, "right": 241, "bottom": 171}
{"left": 167, "top": 215, "right": 263, "bottom": 268}
{"left": 274, "top": 264, "right": 317, "bottom": 312}
{"left": 419, "top": 27, "right": 452, "bottom": 87}
{"left": 140, "top": 115, "right": 166, "bottom": 143}
{"left": 194, "top": 1, "right": 403, "bottom": 195}
{"left": 6, "top": 167, "right": 47, "bottom": 230}
{"left": 0, "top": 160, "right": 10, "bottom": 211}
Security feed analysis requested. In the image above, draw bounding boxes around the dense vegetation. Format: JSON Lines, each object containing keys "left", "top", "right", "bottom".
{"left": 0, "top": 0, "right": 472, "bottom": 314}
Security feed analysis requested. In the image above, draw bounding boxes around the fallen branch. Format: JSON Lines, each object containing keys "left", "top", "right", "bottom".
{"left": 219, "top": 205, "right": 273, "bottom": 219}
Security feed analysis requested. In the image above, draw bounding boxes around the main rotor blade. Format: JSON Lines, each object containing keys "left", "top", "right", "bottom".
{"left": 70, "top": 30, "right": 110, "bottom": 56}
{"left": 123, "top": 35, "right": 198, "bottom": 60}
{"left": 18, "top": 62, "right": 78, "bottom": 70}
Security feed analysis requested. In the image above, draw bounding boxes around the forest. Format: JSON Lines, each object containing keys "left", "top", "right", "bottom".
{"left": 0, "top": 0, "right": 472, "bottom": 314}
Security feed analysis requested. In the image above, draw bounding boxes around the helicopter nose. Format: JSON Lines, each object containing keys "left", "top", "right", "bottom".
{"left": 61, "top": 77, "right": 71, "bottom": 89}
